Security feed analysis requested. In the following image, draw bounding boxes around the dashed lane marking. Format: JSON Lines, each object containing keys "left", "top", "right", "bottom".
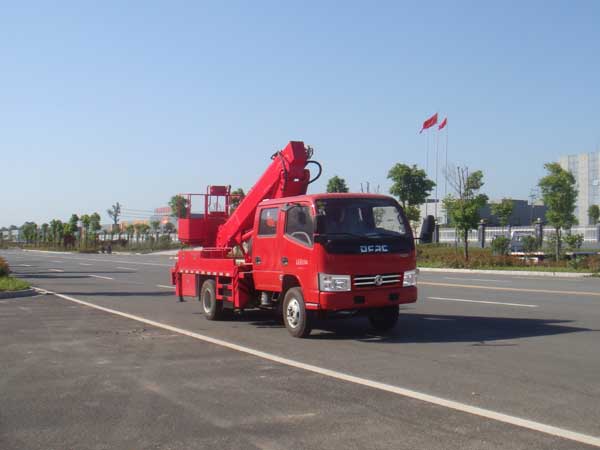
{"left": 88, "top": 275, "right": 114, "bottom": 280}
{"left": 31, "top": 287, "right": 600, "bottom": 448}
{"left": 420, "top": 281, "right": 600, "bottom": 297}
{"left": 156, "top": 284, "right": 175, "bottom": 289}
{"left": 443, "top": 277, "right": 510, "bottom": 283}
{"left": 428, "top": 297, "right": 538, "bottom": 308}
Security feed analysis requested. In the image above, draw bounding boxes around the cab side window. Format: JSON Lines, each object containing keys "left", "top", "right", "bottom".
{"left": 285, "top": 206, "right": 313, "bottom": 246}
{"left": 258, "top": 208, "right": 279, "bottom": 236}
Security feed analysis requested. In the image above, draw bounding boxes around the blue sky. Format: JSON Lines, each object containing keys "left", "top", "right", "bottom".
{"left": 2, "top": 1, "right": 599, "bottom": 226}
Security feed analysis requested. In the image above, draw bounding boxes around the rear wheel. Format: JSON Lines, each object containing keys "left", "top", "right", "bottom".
{"left": 368, "top": 306, "right": 399, "bottom": 332}
{"left": 200, "top": 279, "right": 223, "bottom": 320}
{"left": 283, "top": 287, "right": 312, "bottom": 338}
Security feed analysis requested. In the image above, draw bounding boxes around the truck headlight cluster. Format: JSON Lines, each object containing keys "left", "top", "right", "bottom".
{"left": 403, "top": 270, "right": 417, "bottom": 287}
{"left": 319, "top": 273, "right": 351, "bottom": 292}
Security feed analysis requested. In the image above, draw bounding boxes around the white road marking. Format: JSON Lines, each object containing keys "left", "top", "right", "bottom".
{"left": 48, "top": 269, "right": 64, "bottom": 272}
{"left": 156, "top": 284, "right": 175, "bottom": 290}
{"left": 31, "top": 287, "right": 600, "bottom": 448}
{"left": 68, "top": 256, "right": 169, "bottom": 267}
{"left": 420, "top": 281, "right": 600, "bottom": 297}
{"left": 444, "top": 277, "right": 510, "bottom": 283}
{"left": 18, "top": 264, "right": 32, "bottom": 267}
{"left": 117, "top": 266, "right": 136, "bottom": 271}
{"left": 51, "top": 260, "right": 63, "bottom": 263}
{"left": 80, "top": 263, "right": 92, "bottom": 266}
{"left": 17, "top": 250, "right": 172, "bottom": 267}
{"left": 428, "top": 296, "right": 538, "bottom": 308}
{"left": 88, "top": 275, "right": 114, "bottom": 280}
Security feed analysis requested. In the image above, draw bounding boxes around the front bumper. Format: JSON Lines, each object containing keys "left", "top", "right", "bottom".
{"left": 318, "top": 286, "right": 417, "bottom": 311}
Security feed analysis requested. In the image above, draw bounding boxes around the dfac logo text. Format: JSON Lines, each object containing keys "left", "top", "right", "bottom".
{"left": 360, "top": 244, "right": 389, "bottom": 253}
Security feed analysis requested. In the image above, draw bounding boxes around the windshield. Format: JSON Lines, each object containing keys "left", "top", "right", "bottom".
{"left": 315, "top": 198, "right": 408, "bottom": 238}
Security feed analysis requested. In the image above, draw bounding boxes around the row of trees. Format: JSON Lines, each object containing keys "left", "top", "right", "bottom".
{"left": 8, "top": 216, "right": 177, "bottom": 249}
{"left": 14, "top": 212, "right": 102, "bottom": 247}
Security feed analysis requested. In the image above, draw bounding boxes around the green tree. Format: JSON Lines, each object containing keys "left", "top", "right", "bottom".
{"left": 589, "top": 205, "right": 600, "bottom": 225}
{"left": 21, "top": 222, "right": 38, "bottom": 244}
{"left": 90, "top": 212, "right": 102, "bottom": 239}
{"left": 67, "top": 214, "right": 79, "bottom": 244}
{"left": 164, "top": 222, "right": 175, "bottom": 235}
{"left": 80, "top": 214, "right": 91, "bottom": 245}
{"left": 125, "top": 224, "right": 135, "bottom": 243}
{"left": 326, "top": 176, "right": 350, "bottom": 193}
{"left": 62, "top": 223, "right": 72, "bottom": 247}
{"left": 491, "top": 198, "right": 513, "bottom": 230}
{"left": 41, "top": 223, "right": 49, "bottom": 244}
{"left": 49, "top": 220, "right": 63, "bottom": 245}
{"left": 443, "top": 168, "right": 488, "bottom": 260}
{"left": 169, "top": 195, "right": 189, "bottom": 218}
{"left": 133, "top": 223, "right": 150, "bottom": 244}
{"left": 107, "top": 202, "right": 122, "bottom": 232}
{"left": 387, "top": 164, "right": 435, "bottom": 223}
{"left": 150, "top": 220, "right": 161, "bottom": 243}
{"left": 230, "top": 188, "right": 245, "bottom": 212}
{"left": 538, "top": 162, "right": 578, "bottom": 261}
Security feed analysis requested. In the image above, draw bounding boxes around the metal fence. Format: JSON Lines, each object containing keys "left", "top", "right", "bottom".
{"left": 437, "top": 225, "right": 600, "bottom": 248}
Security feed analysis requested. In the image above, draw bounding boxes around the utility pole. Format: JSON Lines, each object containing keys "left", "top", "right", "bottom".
{"left": 529, "top": 188, "right": 539, "bottom": 225}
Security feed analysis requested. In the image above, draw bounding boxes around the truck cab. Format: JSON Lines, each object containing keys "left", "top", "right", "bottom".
{"left": 251, "top": 193, "right": 417, "bottom": 336}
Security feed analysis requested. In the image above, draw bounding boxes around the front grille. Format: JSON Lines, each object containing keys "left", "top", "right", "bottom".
{"left": 353, "top": 273, "right": 401, "bottom": 288}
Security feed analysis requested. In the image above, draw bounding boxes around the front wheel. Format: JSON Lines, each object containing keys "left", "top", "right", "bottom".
{"left": 282, "top": 287, "right": 312, "bottom": 338}
{"left": 368, "top": 306, "right": 399, "bottom": 332}
{"left": 200, "top": 279, "right": 223, "bottom": 320}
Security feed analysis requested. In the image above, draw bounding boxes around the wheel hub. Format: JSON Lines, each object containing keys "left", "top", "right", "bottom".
{"left": 202, "top": 290, "right": 212, "bottom": 312}
{"left": 286, "top": 298, "right": 301, "bottom": 328}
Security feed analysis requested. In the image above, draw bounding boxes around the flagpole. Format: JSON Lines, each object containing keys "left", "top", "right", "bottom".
{"left": 444, "top": 122, "right": 449, "bottom": 199}
{"left": 425, "top": 129, "right": 429, "bottom": 216}
{"left": 435, "top": 128, "right": 439, "bottom": 219}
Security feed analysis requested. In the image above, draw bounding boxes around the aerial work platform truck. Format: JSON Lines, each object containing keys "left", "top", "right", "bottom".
{"left": 171, "top": 141, "right": 417, "bottom": 337}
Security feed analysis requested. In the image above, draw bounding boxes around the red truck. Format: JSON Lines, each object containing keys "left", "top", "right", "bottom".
{"left": 171, "top": 141, "right": 417, "bottom": 337}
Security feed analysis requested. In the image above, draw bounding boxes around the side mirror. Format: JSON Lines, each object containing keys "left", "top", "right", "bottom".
{"left": 419, "top": 215, "right": 435, "bottom": 243}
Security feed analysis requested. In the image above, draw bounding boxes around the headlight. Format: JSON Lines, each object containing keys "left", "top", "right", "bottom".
{"left": 403, "top": 270, "right": 417, "bottom": 287}
{"left": 319, "top": 273, "right": 351, "bottom": 292}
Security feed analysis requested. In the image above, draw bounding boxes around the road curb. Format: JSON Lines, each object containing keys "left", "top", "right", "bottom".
{"left": 23, "top": 249, "right": 72, "bottom": 255}
{"left": 418, "top": 267, "right": 594, "bottom": 278}
{"left": 0, "top": 288, "right": 37, "bottom": 299}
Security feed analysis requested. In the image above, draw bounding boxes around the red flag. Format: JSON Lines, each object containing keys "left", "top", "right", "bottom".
{"left": 438, "top": 117, "right": 447, "bottom": 130}
{"left": 419, "top": 113, "right": 438, "bottom": 133}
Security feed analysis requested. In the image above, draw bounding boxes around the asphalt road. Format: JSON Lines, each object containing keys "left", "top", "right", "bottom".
{"left": 1, "top": 248, "right": 600, "bottom": 449}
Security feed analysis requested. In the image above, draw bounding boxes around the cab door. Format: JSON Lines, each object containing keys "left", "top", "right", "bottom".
{"left": 252, "top": 206, "right": 282, "bottom": 291}
{"left": 281, "top": 203, "right": 317, "bottom": 300}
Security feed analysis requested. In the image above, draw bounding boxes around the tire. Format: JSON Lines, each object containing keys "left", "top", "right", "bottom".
{"left": 200, "top": 279, "right": 223, "bottom": 320}
{"left": 368, "top": 306, "right": 399, "bottom": 332}
{"left": 282, "top": 287, "right": 312, "bottom": 338}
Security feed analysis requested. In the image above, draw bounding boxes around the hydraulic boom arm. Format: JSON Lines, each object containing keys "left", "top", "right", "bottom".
{"left": 215, "top": 141, "right": 317, "bottom": 249}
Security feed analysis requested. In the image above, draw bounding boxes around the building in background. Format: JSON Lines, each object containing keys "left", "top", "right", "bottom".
{"left": 559, "top": 151, "right": 600, "bottom": 225}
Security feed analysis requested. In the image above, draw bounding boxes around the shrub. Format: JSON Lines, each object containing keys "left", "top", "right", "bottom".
{"left": 564, "top": 233, "right": 584, "bottom": 251}
{"left": 521, "top": 235, "right": 538, "bottom": 253}
{"left": 0, "top": 257, "right": 9, "bottom": 277}
{"left": 582, "top": 255, "right": 600, "bottom": 273}
{"left": 491, "top": 236, "right": 510, "bottom": 256}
